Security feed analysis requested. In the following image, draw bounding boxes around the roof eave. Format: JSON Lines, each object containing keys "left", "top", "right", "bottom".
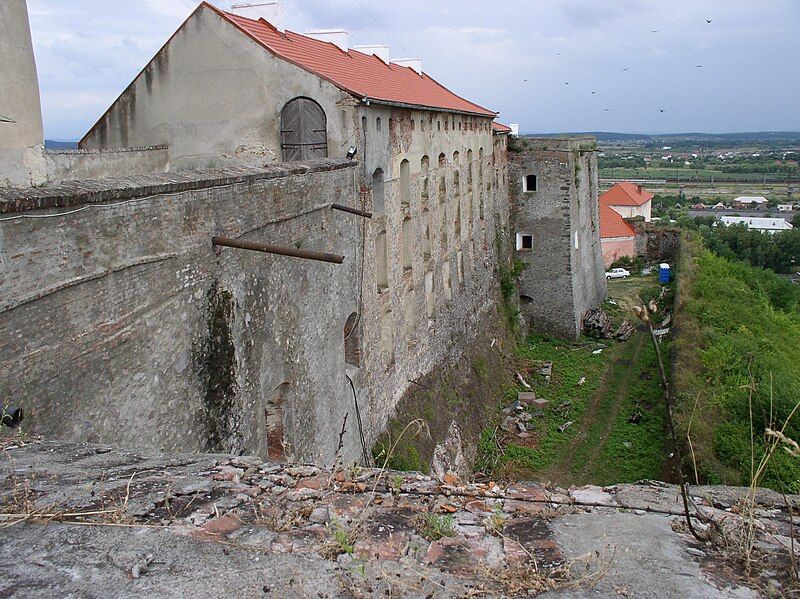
{"left": 362, "top": 97, "right": 497, "bottom": 118}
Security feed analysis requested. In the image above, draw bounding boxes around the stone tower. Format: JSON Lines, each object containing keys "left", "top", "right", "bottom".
{"left": 509, "top": 136, "right": 607, "bottom": 339}
{"left": 0, "top": 0, "right": 45, "bottom": 187}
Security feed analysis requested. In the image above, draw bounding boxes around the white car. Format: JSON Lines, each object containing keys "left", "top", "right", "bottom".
{"left": 605, "top": 268, "right": 630, "bottom": 279}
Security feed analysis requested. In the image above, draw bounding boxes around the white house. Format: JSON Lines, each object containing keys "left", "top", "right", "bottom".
{"left": 718, "top": 216, "right": 793, "bottom": 234}
{"left": 732, "top": 196, "right": 768, "bottom": 208}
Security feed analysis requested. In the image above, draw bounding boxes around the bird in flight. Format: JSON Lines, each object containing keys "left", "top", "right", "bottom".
{"left": 706, "top": 19, "right": 712, "bottom": 23}
{"left": 564, "top": 81, "right": 570, "bottom": 85}
{"left": 696, "top": 64, "right": 703, "bottom": 68}
{"left": 603, "top": 108, "right": 610, "bottom": 112}
{"left": 622, "top": 67, "right": 629, "bottom": 71}
{"left": 591, "top": 91, "right": 596, "bottom": 95}
{"left": 650, "top": 30, "right": 659, "bottom": 33}
{"left": 659, "top": 109, "right": 666, "bottom": 113}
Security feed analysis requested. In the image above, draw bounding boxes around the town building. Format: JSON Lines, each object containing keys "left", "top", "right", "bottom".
{"left": 718, "top": 216, "right": 793, "bottom": 233}
{"left": 600, "top": 182, "right": 653, "bottom": 222}
{"left": 732, "top": 195, "right": 768, "bottom": 209}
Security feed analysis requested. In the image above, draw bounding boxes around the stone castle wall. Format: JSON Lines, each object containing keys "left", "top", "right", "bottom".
{"left": 0, "top": 160, "right": 367, "bottom": 465}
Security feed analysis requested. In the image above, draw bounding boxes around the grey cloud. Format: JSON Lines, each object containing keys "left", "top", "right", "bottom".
{"left": 26, "top": 0, "right": 800, "bottom": 138}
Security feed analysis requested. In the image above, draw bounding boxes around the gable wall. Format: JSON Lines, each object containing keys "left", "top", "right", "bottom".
{"left": 79, "top": 5, "right": 355, "bottom": 171}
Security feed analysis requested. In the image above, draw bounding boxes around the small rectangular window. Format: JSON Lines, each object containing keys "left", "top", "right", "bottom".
{"left": 516, "top": 233, "right": 533, "bottom": 251}
{"left": 524, "top": 174, "right": 537, "bottom": 192}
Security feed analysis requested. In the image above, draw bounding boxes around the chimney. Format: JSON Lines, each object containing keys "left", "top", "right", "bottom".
{"left": 352, "top": 44, "right": 390, "bottom": 62}
{"left": 305, "top": 29, "right": 349, "bottom": 52}
{"left": 509, "top": 123, "right": 520, "bottom": 137}
{"left": 229, "top": 2, "right": 284, "bottom": 31}
{"left": 390, "top": 58, "right": 423, "bottom": 74}
{"left": 637, "top": 184, "right": 643, "bottom": 194}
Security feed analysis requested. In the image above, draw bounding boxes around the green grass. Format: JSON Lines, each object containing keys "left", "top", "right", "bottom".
{"left": 591, "top": 339, "right": 667, "bottom": 483}
{"left": 484, "top": 335, "right": 611, "bottom": 476}
{"left": 476, "top": 274, "right": 672, "bottom": 485}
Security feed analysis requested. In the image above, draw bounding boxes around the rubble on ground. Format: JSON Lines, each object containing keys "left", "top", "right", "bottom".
{"left": 0, "top": 440, "right": 796, "bottom": 597}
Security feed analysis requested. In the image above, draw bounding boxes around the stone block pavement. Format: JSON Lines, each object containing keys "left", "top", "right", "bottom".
{"left": 0, "top": 440, "right": 795, "bottom": 597}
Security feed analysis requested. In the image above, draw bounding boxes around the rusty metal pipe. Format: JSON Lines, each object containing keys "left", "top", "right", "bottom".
{"left": 212, "top": 236, "right": 344, "bottom": 264}
{"left": 331, "top": 203, "right": 373, "bottom": 219}
{"left": 1, "top": 406, "right": 23, "bottom": 429}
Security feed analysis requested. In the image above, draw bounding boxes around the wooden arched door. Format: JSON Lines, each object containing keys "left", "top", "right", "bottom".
{"left": 280, "top": 97, "right": 328, "bottom": 161}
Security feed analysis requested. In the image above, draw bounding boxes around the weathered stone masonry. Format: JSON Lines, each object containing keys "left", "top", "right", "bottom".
{"left": 0, "top": 142, "right": 512, "bottom": 467}
{"left": 0, "top": 160, "right": 366, "bottom": 465}
{"left": 509, "top": 137, "right": 607, "bottom": 339}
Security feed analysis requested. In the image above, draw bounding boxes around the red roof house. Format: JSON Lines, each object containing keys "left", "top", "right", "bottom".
{"left": 600, "top": 182, "right": 653, "bottom": 222}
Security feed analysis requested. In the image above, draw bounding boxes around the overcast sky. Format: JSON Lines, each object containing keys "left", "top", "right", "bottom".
{"left": 27, "top": 0, "right": 800, "bottom": 140}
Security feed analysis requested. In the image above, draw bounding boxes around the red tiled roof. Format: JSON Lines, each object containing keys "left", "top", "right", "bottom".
{"left": 204, "top": 3, "right": 496, "bottom": 117}
{"left": 492, "top": 122, "right": 511, "bottom": 133}
{"left": 600, "top": 182, "right": 654, "bottom": 207}
{"left": 600, "top": 202, "right": 636, "bottom": 239}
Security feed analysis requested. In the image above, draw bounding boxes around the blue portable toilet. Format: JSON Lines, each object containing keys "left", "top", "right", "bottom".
{"left": 659, "top": 263, "right": 671, "bottom": 283}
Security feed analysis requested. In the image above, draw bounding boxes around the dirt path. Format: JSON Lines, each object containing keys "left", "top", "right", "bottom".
{"left": 570, "top": 331, "right": 646, "bottom": 484}
{"left": 540, "top": 331, "right": 646, "bottom": 486}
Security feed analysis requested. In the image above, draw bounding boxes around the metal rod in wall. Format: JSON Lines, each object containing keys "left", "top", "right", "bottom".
{"left": 211, "top": 236, "right": 344, "bottom": 264}
{"left": 331, "top": 203, "right": 373, "bottom": 219}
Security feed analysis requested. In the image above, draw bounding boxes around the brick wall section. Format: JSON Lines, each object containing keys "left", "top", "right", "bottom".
{"left": 509, "top": 137, "right": 607, "bottom": 339}
{"left": 0, "top": 159, "right": 365, "bottom": 464}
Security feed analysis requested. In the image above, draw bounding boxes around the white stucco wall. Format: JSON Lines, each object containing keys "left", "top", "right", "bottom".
{"left": 80, "top": 5, "right": 356, "bottom": 170}
{"left": 0, "top": 0, "right": 46, "bottom": 187}
{"left": 607, "top": 199, "right": 651, "bottom": 222}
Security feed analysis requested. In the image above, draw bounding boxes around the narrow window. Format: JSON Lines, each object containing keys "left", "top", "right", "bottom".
{"left": 380, "top": 309, "right": 394, "bottom": 367}
{"left": 524, "top": 174, "right": 538, "bottom": 192}
{"left": 266, "top": 383, "right": 289, "bottom": 461}
{"left": 425, "top": 271, "right": 435, "bottom": 318}
{"left": 375, "top": 231, "right": 388, "bottom": 292}
{"left": 402, "top": 217, "right": 413, "bottom": 272}
{"left": 420, "top": 156, "right": 430, "bottom": 206}
{"left": 454, "top": 201, "right": 462, "bottom": 248}
{"left": 376, "top": 117, "right": 382, "bottom": 131}
{"left": 467, "top": 149, "right": 473, "bottom": 191}
{"left": 437, "top": 120, "right": 441, "bottom": 131}
{"left": 343, "top": 312, "right": 361, "bottom": 367}
{"left": 516, "top": 233, "right": 533, "bottom": 251}
{"left": 443, "top": 261, "right": 452, "bottom": 300}
{"left": 422, "top": 210, "right": 432, "bottom": 259}
{"left": 402, "top": 289, "right": 416, "bottom": 332}
{"left": 372, "top": 168, "right": 385, "bottom": 213}
{"left": 400, "top": 159, "right": 410, "bottom": 206}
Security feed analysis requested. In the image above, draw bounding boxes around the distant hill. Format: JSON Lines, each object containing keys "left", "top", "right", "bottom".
{"left": 525, "top": 131, "right": 800, "bottom": 144}
{"left": 45, "top": 140, "right": 78, "bottom": 150}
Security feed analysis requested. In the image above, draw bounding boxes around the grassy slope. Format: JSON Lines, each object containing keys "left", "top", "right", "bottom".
{"left": 673, "top": 237, "right": 800, "bottom": 492}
